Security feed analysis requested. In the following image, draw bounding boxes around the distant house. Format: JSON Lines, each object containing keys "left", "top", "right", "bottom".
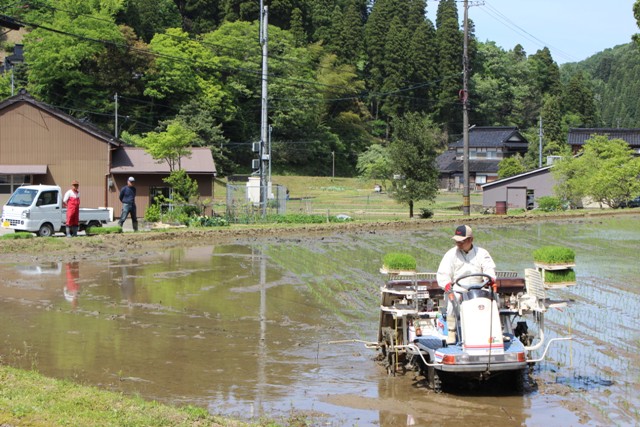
{"left": 0, "top": 90, "right": 216, "bottom": 218}
{"left": 568, "top": 128, "right": 640, "bottom": 155}
{"left": 437, "top": 126, "right": 529, "bottom": 191}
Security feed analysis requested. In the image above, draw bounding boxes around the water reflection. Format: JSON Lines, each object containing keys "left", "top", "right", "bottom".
{"left": 0, "top": 216, "right": 638, "bottom": 426}
{"left": 63, "top": 262, "right": 80, "bottom": 308}
{"left": 119, "top": 261, "right": 138, "bottom": 306}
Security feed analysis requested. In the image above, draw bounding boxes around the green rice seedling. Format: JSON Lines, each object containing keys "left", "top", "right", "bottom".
{"left": 533, "top": 246, "right": 575, "bottom": 264}
{"left": 382, "top": 252, "right": 417, "bottom": 271}
{"left": 545, "top": 269, "right": 576, "bottom": 283}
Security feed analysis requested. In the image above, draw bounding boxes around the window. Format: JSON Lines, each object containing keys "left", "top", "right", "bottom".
{"left": 476, "top": 175, "right": 487, "bottom": 184}
{"left": 0, "top": 174, "right": 31, "bottom": 194}
{"left": 37, "top": 190, "right": 58, "bottom": 206}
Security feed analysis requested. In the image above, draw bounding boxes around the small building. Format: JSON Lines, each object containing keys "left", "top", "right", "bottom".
{"left": 0, "top": 90, "right": 216, "bottom": 218}
{"left": 481, "top": 166, "right": 554, "bottom": 211}
{"left": 437, "top": 126, "right": 529, "bottom": 191}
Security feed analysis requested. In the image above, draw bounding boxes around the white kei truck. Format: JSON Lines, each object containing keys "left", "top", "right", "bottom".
{"left": 1, "top": 185, "right": 110, "bottom": 237}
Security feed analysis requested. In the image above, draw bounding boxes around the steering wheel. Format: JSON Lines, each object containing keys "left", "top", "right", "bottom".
{"left": 454, "top": 273, "right": 494, "bottom": 291}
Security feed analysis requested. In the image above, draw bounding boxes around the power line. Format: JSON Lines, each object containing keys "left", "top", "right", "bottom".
{"left": 475, "top": 1, "right": 578, "bottom": 63}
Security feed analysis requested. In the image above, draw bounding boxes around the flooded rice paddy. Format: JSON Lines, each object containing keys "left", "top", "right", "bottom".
{"left": 0, "top": 215, "right": 639, "bottom": 426}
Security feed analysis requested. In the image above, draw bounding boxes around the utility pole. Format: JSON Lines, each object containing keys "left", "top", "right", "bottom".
{"left": 462, "top": 0, "right": 470, "bottom": 216}
{"left": 331, "top": 151, "right": 335, "bottom": 178}
{"left": 114, "top": 93, "right": 119, "bottom": 139}
{"left": 538, "top": 115, "right": 543, "bottom": 168}
{"left": 259, "top": 4, "right": 269, "bottom": 217}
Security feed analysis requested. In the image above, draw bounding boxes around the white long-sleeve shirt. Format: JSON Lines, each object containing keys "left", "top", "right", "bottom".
{"left": 436, "top": 245, "right": 496, "bottom": 292}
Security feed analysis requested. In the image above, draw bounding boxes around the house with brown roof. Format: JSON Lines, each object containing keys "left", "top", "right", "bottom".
{"left": 0, "top": 90, "right": 216, "bottom": 218}
{"left": 437, "top": 126, "right": 530, "bottom": 191}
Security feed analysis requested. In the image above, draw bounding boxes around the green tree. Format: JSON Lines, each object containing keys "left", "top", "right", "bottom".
{"left": 387, "top": 112, "right": 442, "bottom": 217}
{"left": 23, "top": 1, "right": 126, "bottom": 113}
{"left": 552, "top": 136, "right": 640, "bottom": 208}
{"left": 434, "top": 0, "right": 463, "bottom": 132}
{"left": 145, "top": 27, "right": 231, "bottom": 117}
{"left": 335, "top": 0, "right": 366, "bottom": 67}
{"left": 356, "top": 144, "right": 392, "bottom": 189}
{"left": 633, "top": 0, "right": 640, "bottom": 46}
{"left": 408, "top": 19, "right": 437, "bottom": 112}
{"left": 498, "top": 154, "right": 526, "bottom": 179}
{"left": 163, "top": 168, "right": 199, "bottom": 203}
{"left": 116, "top": 0, "right": 181, "bottom": 42}
{"left": 528, "top": 47, "right": 561, "bottom": 97}
{"left": 380, "top": 15, "right": 411, "bottom": 118}
{"left": 135, "top": 121, "right": 196, "bottom": 171}
{"left": 562, "top": 72, "right": 599, "bottom": 127}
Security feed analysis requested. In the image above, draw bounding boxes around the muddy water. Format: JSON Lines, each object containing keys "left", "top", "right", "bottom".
{"left": 1, "top": 216, "right": 639, "bottom": 426}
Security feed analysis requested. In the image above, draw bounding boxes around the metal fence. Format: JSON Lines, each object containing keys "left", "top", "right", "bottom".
{"left": 225, "top": 182, "right": 288, "bottom": 223}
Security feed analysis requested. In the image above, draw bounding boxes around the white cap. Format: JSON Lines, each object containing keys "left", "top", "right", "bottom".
{"left": 128, "top": 177, "right": 135, "bottom": 182}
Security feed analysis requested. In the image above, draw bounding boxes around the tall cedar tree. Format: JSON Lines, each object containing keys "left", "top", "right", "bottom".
{"left": 434, "top": 0, "right": 463, "bottom": 135}
{"left": 335, "top": 0, "right": 366, "bottom": 66}
{"left": 380, "top": 16, "right": 412, "bottom": 118}
{"left": 408, "top": 19, "right": 437, "bottom": 112}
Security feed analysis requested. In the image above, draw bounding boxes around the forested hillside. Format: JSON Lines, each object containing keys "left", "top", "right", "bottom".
{"left": 562, "top": 43, "right": 640, "bottom": 129}
{"left": 0, "top": 0, "right": 637, "bottom": 177}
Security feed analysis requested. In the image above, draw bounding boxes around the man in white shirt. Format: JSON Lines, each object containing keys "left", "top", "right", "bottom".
{"left": 436, "top": 225, "right": 496, "bottom": 344}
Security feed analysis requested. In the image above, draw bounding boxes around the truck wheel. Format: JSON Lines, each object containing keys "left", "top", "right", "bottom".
{"left": 38, "top": 223, "right": 54, "bottom": 237}
{"left": 87, "top": 220, "right": 102, "bottom": 228}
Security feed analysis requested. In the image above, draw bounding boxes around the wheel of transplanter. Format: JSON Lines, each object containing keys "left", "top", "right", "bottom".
{"left": 512, "top": 368, "right": 527, "bottom": 393}
{"left": 427, "top": 366, "right": 442, "bottom": 393}
{"left": 386, "top": 352, "right": 396, "bottom": 376}
{"left": 38, "top": 223, "right": 54, "bottom": 237}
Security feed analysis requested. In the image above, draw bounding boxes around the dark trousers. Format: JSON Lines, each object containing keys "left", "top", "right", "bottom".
{"left": 118, "top": 203, "right": 138, "bottom": 231}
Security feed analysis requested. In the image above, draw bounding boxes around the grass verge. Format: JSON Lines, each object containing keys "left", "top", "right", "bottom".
{"left": 0, "top": 365, "right": 251, "bottom": 427}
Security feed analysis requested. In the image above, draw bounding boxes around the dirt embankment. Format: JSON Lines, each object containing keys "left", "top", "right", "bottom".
{"left": 1, "top": 210, "right": 636, "bottom": 264}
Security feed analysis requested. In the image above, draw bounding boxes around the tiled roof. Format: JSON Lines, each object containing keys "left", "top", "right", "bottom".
{"left": 567, "top": 128, "right": 640, "bottom": 147}
{"left": 437, "top": 156, "right": 500, "bottom": 174}
{"left": 111, "top": 147, "right": 216, "bottom": 175}
{"left": 449, "top": 126, "right": 528, "bottom": 148}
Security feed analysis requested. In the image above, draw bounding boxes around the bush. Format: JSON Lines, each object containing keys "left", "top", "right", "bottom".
{"left": 144, "top": 204, "right": 161, "bottom": 222}
{"left": 537, "top": 196, "right": 565, "bottom": 212}
{"left": 382, "top": 252, "right": 417, "bottom": 271}
{"left": 187, "top": 216, "right": 229, "bottom": 227}
{"left": 533, "top": 246, "right": 575, "bottom": 264}
{"left": 419, "top": 208, "right": 433, "bottom": 218}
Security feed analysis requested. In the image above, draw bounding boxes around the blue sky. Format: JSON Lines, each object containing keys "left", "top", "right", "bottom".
{"left": 452, "top": 0, "right": 639, "bottom": 64}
